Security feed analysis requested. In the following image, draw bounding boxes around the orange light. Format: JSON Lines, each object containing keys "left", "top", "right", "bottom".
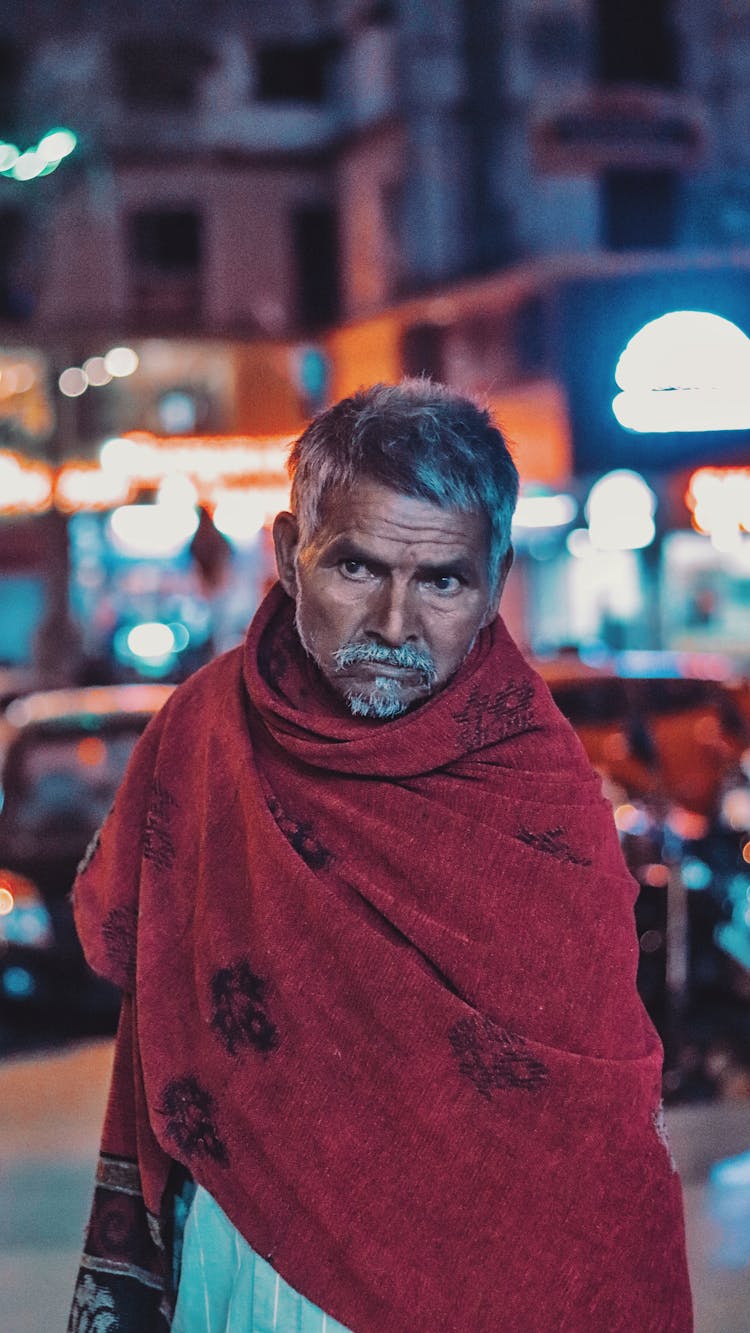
{"left": 614, "top": 803, "right": 640, "bottom": 832}
{"left": 76, "top": 736, "right": 107, "bottom": 767}
{"left": 55, "top": 461, "right": 132, "bottom": 512}
{"left": 642, "top": 863, "right": 670, "bottom": 888}
{"left": 685, "top": 465, "right": 750, "bottom": 537}
{"left": 0, "top": 449, "right": 53, "bottom": 514}
{"left": 487, "top": 380, "right": 572, "bottom": 487}
{"left": 0, "top": 885, "right": 14, "bottom": 915}
{"left": 666, "top": 808, "right": 709, "bottom": 841}
{"left": 742, "top": 842, "right": 750, "bottom": 865}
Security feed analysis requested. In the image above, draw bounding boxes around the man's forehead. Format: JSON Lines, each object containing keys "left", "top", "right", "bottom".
{"left": 310, "top": 481, "right": 488, "bottom": 551}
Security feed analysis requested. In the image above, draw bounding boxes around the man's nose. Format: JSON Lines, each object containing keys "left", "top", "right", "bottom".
{"left": 366, "top": 580, "right": 417, "bottom": 646}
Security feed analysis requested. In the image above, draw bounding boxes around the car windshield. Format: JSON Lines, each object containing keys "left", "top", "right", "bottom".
{"left": 1, "top": 721, "right": 144, "bottom": 852}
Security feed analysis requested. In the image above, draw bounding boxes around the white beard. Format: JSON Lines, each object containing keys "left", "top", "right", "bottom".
{"left": 343, "top": 675, "right": 411, "bottom": 718}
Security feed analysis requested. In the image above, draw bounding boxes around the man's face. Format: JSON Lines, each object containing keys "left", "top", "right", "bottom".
{"left": 273, "top": 481, "right": 509, "bottom": 718}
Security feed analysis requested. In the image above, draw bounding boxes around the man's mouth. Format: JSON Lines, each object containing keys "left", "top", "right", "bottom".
{"left": 332, "top": 643, "right": 437, "bottom": 685}
{"left": 344, "top": 663, "right": 419, "bottom": 678}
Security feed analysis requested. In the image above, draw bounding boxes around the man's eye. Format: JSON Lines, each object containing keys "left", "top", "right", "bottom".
{"left": 340, "top": 559, "right": 369, "bottom": 578}
{"left": 430, "top": 574, "right": 461, "bottom": 593}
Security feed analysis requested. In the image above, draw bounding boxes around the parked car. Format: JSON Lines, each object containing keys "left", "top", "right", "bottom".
{"left": 0, "top": 684, "right": 173, "bottom": 1045}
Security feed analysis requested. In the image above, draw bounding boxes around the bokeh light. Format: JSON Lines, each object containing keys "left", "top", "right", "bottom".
{"left": 104, "top": 346, "right": 139, "bottom": 378}
{"left": 37, "top": 128, "right": 77, "bottom": 162}
{"left": 585, "top": 470, "right": 656, "bottom": 551}
{"left": 109, "top": 501, "right": 199, "bottom": 557}
{"left": 12, "top": 150, "right": 44, "bottom": 181}
{"left": 127, "top": 622, "right": 176, "bottom": 659}
{"left": 82, "top": 356, "right": 113, "bottom": 387}
{"left": 512, "top": 491, "right": 577, "bottom": 530}
{"left": 0, "top": 127, "right": 76, "bottom": 181}
{"left": 0, "top": 450, "right": 53, "bottom": 512}
{"left": 58, "top": 367, "right": 88, "bottom": 398}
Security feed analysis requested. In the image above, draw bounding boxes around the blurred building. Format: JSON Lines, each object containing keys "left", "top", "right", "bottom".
{"left": 1, "top": 1, "right": 747, "bottom": 347}
{"left": 0, "top": 0, "right": 749, "bottom": 668}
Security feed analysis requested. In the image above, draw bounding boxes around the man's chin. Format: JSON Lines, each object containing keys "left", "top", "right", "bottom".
{"left": 340, "top": 675, "right": 430, "bottom": 720}
{"left": 345, "top": 690, "right": 410, "bottom": 719}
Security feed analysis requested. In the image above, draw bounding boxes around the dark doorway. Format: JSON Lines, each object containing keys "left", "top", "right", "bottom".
{"left": 0, "top": 39, "right": 24, "bottom": 135}
{"left": 256, "top": 40, "right": 338, "bottom": 104}
{"left": 594, "top": 0, "right": 679, "bottom": 88}
{"left": 130, "top": 209, "right": 202, "bottom": 273}
{"left": 128, "top": 208, "right": 203, "bottom": 323}
{"left": 115, "top": 38, "right": 212, "bottom": 110}
{"left": 0, "top": 208, "right": 31, "bottom": 320}
{"left": 293, "top": 205, "right": 341, "bottom": 331}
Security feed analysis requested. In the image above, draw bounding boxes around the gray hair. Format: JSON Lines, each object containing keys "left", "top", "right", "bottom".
{"left": 287, "top": 379, "right": 519, "bottom": 590}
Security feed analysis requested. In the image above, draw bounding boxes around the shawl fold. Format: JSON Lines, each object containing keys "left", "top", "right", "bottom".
{"left": 69, "top": 585, "right": 692, "bottom": 1332}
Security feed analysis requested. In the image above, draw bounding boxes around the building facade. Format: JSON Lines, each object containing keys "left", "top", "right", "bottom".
{"left": 1, "top": 0, "right": 748, "bottom": 352}
{"left": 1, "top": 0, "right": 750, "bottom": 670}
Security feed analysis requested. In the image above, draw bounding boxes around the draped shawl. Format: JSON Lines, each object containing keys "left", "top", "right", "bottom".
{"left": 69, "top": 585, "right": 692, "bottom": 1332}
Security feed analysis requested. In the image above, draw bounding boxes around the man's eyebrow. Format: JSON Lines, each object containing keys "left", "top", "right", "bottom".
{"left": 324, "top": 537, "right": 378, "bottom": 562}
{"left": 414, "top": 557, "right": 477, "bottom": 580}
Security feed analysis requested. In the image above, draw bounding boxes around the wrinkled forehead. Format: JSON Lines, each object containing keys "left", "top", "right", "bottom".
{"left": 306, "top": 478, "right": 491, "bottom": 555}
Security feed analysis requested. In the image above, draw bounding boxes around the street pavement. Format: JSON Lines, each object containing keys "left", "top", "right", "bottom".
{"left": 1, "top": 1040, "right": 750, "bottom": 1332}
{"left": 0, "top": 1040, "right": 112, "bottom": 1332}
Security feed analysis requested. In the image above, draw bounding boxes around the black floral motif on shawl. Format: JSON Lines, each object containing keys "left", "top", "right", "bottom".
{"left": 268, "top": 794, "right": 332, "bottom": 871}
{"left": 157, "top": 1075, "right": 229, "bottom": 1166}
{"left": 101, "top": 905, "right": 138, "bottom": 987}
{"left": 67, "top": 1151, "right": 172, "bottom": 1333}
{"left": 449, "top": 1013, "right": 549, "bottom": 1099}
{"left": 452, "top": 681, "right": 535, "bottom": 750}
{"left": 516, "top": 825, "right": 592, "bottom": 867}
{"left": 142, "top": 780, "right": 178, "bottom": 872}
{"left": 210, "top": 958, "right": 281, "bottom": 1057}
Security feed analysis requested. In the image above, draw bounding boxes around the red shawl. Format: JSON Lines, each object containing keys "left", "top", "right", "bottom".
{"left": 70, "top": 584, "right": 692, "bottom": 1332}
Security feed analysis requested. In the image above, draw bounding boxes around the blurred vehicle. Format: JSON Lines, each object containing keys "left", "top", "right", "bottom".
{"left": 543, "top": 666, "right": 750, "bottom": 1100}
{"left": 0, "top": 684, "right": 173, "bottom": 1046}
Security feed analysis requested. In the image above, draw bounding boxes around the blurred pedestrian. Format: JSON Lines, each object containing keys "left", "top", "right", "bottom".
{"left": 69, "top": 381, "right": 692, "bottom": 1331}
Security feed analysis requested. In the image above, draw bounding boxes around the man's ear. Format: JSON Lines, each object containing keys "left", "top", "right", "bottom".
{"left": 482, "top": 545, "right": 514, "bottom": 627}
{"left": 272, "top": 511, "right": 300, "bottom": 598}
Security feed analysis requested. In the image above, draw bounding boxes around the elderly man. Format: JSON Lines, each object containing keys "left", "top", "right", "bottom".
{"left": 70, "top": 381, "right": 692, "bottom": 1332}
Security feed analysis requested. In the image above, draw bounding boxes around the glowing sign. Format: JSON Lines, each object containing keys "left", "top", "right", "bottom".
{"left": 612, "top": 311, "right": 750, "bottom": 433}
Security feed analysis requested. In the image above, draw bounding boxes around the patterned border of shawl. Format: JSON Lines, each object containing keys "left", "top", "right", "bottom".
{"left": 68, "top": 1152, "right": 173, "bottom": 1332}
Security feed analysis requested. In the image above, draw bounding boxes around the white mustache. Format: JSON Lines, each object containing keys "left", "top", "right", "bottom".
{"left": 333, "top": 641, "right": 437, "bottom": 683}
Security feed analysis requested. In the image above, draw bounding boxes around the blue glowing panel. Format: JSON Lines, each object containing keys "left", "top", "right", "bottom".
{"left": 0, "top": 576, "right": 45, "bottom": 665}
